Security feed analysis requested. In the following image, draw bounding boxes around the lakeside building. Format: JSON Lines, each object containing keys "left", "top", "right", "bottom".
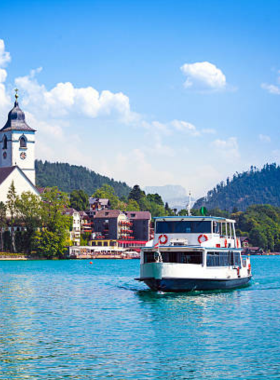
{"left": 62, "top": 208, "right": 81, "bottom": 246}
{"left": 79, "top": 211, "right": 92, "bottom": 234}
{"left": 0, "top": 95, "right": 39, "bottom": 203}
{"left": 89, "top": 209, "right": 152, "bottom": 251}
{"left": 92, "top": 210, "right": 131, "bottom": 240}
{"left": 125, "top": 211, "right": 151, "bottom": 241}
{"left": 88, "top": 197, "right": 110, "bottom": 217}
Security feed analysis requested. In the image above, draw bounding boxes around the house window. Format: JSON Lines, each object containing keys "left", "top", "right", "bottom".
{"left": 3, "top": 135, "right": 7, "bottom": 149}
{"left": 20, "top": 136, "right": 27, "bottom": 148}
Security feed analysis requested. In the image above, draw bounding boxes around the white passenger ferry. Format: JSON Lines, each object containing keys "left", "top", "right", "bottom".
{"left": 136, "top": 216, "right": 252, "bottom": 292}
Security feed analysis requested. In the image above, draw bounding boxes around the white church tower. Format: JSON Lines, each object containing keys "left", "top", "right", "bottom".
{"left": 0, "top": 90, "right": 36, "bottom": 184}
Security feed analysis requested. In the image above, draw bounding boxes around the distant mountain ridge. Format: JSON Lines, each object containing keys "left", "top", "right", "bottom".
{"left": 35, "top": 160, "right": 131, "bottom": 197}
{"left": 194, "top": 164, "right": 280, "bottom": 212}
{"left": 144, "top": 185, "right": 189, "bottom": 210}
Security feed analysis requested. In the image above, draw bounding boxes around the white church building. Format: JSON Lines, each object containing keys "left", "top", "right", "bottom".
{"left": 0, "top": 93, "right": 40, "bottom": 203}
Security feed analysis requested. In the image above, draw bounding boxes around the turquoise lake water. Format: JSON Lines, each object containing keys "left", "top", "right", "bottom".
{"left": 0, "top": 257, "right": 280, "bottom": 379}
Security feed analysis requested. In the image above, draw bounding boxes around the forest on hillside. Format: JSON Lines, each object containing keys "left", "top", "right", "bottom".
{"left": 35, "top": 160, "right": 131, "bottom": 198}
{"left": 194, "top": 164, "right": 280, "bottom": 212}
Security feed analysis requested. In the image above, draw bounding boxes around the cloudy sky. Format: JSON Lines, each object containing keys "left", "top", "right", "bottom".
{"left": 1, "top": 0, "right": 280, "bottom": 197}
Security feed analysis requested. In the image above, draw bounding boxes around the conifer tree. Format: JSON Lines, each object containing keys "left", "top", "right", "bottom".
{"left": 0, "top": 201, "right": 7, "bottom": 252}
{"left": 6, "top": 181, "right": 18, "bottom": 253}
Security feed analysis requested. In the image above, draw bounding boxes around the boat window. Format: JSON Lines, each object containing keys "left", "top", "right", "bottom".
{"left": 207, "top": 251, "right": 232, "bottom": 267}
{"left": 213, "top": 222, "right": 220, "bottom": 234}
{"left": 144, "top": 251, "right": 156, "bottom": 263}
{"left": 233, "top": 251, "right": 241, "bottom": 267}
{"left": 156, "top": 221, "right": 211, "bottom": 234}
{"left": 207, "top": 251, "right": 241, "bottom": 267}
{"left": 144, "top": 251, "right": 203, "bottom": 264}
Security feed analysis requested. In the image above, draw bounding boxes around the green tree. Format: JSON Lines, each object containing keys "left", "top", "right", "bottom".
{"left": 138, "top": 196, "right": 151, "bottom": 211}
{"left": 126, "top": 199, "right": 140, "bottom": 211}
{"left": 165, "top": 202, "right": 175, "bottom": 216}
{"left": 16, "top": 192, "right": 42, "bottom": 253}
{"left": 249, "top": 227, "right": 268, "bottom": 250}
{"left": 33, "top": 230, "right": 65, "bottom": 259}
{"left": 0, "top": 201, "right": 7, "bottom": 252}
{"left": 128, "top": 185, "right": 146, "bottom": 203}
{"left": 70, "top": 189, "right": 88, "bottom": 211}
{"left": 147, "top": 193, "right": 164, "bottom": 206}
{"left": 178, "top": 209, "right": 187, "bottom": 216}
{"left": 149, "top": 202, "right": 167, "bottom": 218}
{"left": 6, "top": 181, "right": 18, "bottom": 252}
{"left": 80, "top": 232, "right": 91, "bottom": 246}
{"left": 33, "top": 187, "right": 71, "bottom": 258}
{"left": 92, "top": 184, "right": 119, "bottom": 209}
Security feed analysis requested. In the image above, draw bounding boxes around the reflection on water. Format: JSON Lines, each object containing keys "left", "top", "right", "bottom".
{"left": 0, "top": 257, "right": 280, "bottom": 379}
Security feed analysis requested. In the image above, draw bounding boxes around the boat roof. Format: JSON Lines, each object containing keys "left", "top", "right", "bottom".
{"left": 154, "top": 216, "right": 236, "bottom": 223}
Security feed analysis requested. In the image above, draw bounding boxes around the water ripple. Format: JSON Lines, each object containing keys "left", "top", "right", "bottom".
{"left": 1, "top": 257, "right": 280, "bottom": 379}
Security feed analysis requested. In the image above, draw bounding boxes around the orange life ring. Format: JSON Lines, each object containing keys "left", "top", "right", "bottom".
{"left": 237, "top": 266, "right": 240, "bottom": 276}
{"left": 236, "top": 239, "right": 240, "bottom": 248}
{"left": 158, "top": 234, "right": 168, "bottom": 245}
{"left": 248, "top": 263, "right": 251, "bottom": 272}
{"left": 224, "top": 239, "right": 228, "bottom": 248}
{"left": 198, "top": 234, "right": 208, "bottom": 244}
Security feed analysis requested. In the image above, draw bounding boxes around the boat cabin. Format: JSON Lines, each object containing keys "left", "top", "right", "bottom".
{"left": 153, "top": 216, "right": 240, "bottom": 249}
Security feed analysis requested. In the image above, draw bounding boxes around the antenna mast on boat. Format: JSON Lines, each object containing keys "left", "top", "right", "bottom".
{"left": 187, "top": 191, "right": 192, "bottom": 216}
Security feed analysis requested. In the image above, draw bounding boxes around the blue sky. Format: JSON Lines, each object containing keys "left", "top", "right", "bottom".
{"left": 1, "top": 0, "right": 280, "bottom": 197}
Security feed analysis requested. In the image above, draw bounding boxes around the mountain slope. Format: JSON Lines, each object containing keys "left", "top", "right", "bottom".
{"left": 194, "top": 164, "right": 280, "bottom": 211}
{"left": 35, "top": 160, "right": 131, "bottom": 197}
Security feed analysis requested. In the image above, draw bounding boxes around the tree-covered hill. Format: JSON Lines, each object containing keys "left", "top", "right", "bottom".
{"left": 35, "top": 160, "right": 131, "bottom": 197}
{"left": 194, "top": 164, "right": 280, "bottom": 212}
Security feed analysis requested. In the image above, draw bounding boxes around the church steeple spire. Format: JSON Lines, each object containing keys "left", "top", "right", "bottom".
{"left": 0, "top": 92, "right": 35, "bottom": 133}
{"left": 14, "top": 88, "right": 19, "bottom": 105}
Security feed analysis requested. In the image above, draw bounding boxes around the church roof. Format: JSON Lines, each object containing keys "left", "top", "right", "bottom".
{"left": 0, "top": 166, "right": 17, "bottom": 185}
{"left": 0, "top": 166, "right": 39, "bottom": 195}
{"left": 0, "top": 100, "right": 36, "bottom": 133}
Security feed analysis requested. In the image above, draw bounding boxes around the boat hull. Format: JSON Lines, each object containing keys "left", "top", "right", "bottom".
{"left": 142, "top": 276, "right": 252, "bottom": 292}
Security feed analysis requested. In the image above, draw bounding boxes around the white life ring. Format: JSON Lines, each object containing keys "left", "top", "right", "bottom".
{"left": 198, "top": 234, "right": 208, "bottom": 244}
{"left": 158, "top": 234, "right": 168, "bottom": 245}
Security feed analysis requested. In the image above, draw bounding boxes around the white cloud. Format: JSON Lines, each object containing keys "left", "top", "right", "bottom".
{"left": 202, "top": 128, "right": 216, "bottom": 134}
{"left": 0, "top": 68, "right": 7, "bottom": 83}
{"left": 180, "top": 61, "right": 227, "bottom": 90}
{"left": 170, "top": 119, "right": 200, "bottom": 136}
{"left": 15, "top": 69, "right": 138, "bottom": 122}
{"left": 261, "top": 83, "right": 280, "bottom": 95}
{"left": 213, "top": 137, "right": 240, "bottom": 159}
{"left": 0, "top": 39, "right": 11, "bottom": 67}
{"left": 261, "top": 71, "right": 280, "bottom": 95}
{"left": 0, "top": 40, "right": 11, "bottom": 115}
{"left": 25, "top": 112, "right": 64, "bottom": 139}
{"left": 101, "top": 148, "right": 175, "bottom": 187}
{"left": 143, "top": 119, "right": 201, "bottom": 137}
{"left": 259, "top": 134, "right": 271, "bottom": 143}
{"left": 141, "top": 120, "right": 171, "bottom": 136}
